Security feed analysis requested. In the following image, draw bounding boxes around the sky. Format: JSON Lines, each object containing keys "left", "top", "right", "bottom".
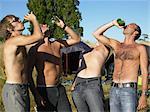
{"left": 0, "top": 0, "right": 150, "bottom": 43}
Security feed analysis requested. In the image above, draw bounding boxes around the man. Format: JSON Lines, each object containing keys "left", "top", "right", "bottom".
{"left": 93, "top": 19, "right": 148, "bottom": 112}
{"left": 0, "top": 12, "right": 43, "bottom": 112}
{"left": 71, "top": 41, "right": 110, "bottom": 112}
{"left": 28, "top": 17, "right": 80, "bottom": 112}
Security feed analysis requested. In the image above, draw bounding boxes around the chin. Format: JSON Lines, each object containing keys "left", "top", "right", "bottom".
{"left": 20, "top": 26, "right": 25, "bottom": 31}
{"left": 22, "top": 26, "right": 25, "bottom": 30}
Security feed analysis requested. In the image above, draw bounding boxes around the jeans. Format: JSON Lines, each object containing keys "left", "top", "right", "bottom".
{"left": 72, "top": 77, "right": 104, "bottom": 112}
{"left": 110, "top": 87, "right": 137, "bottom": 112}
{"left": 2, "top": 83, "right": 30, "bottom": 112}
{"left": 37, "top": 84, "right": 72, "bottom": 112}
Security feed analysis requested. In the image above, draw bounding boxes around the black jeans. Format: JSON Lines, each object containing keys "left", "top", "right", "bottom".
{"left": 37, "top": 84, "right": 72, "bottom": 112}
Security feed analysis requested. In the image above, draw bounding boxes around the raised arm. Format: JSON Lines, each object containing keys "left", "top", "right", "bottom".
{"left": 10, "top": 12, "right": 43, "bottom": 46}
{"left": 137, "top": 45, "right": 148, "bottom": 110}
{"left": 54, "top": 17, "right": 81, "bottom": 46}
{"left": 93, "top": 20, "right": 121, "bottom": 48}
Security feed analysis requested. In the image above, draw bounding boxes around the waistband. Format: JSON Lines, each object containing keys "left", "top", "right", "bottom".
{"left": 111, "top": 82, "right": 137, "bottom": 88}
{"left": 75, "top": 77, "right": 101, "bottom": 86}
{"left": 37, "top": 83, "right": 60, "bottom": 88}
{"left": 5, "top": 83, "right": 29, "bottom": 88}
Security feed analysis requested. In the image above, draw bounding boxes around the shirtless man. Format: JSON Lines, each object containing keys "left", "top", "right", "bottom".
{"left": 93, "top": 19, "right": 148, "bottom": 112}
{"left": 28, "top": 17, "right": 80, "bottom": 112}
{"left": 0, "top": 12, "right": 43, "bottom": 112}
{"left": 71, "top": 41, "right": 109, "bottom": 112}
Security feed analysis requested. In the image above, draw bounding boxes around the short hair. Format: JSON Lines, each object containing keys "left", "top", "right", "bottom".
{"left": 0, "top": 15, "right": 15, "bottom": 40}
{"left": 134, "top": 24, "right": 141, "bottom": 40}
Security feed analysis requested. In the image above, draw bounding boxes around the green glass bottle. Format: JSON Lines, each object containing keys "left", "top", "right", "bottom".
{"left": 117, "top": 18, "right": 125, "bottom": 26}
{"left": 51, "top": 16, "right": 60, "bottom": 23}
{"left": 22, "top": 19, "right": 28, "bottom": 24}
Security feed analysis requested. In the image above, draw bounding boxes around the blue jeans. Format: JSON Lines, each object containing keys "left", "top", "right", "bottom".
{"left": 72, "top": 77, "right": 104, "bottom": 112}
{"left": 2, "top": 83, "right": 30, "bottom": 112}
{"left": 110, "top": 87, "right": 137, "bottom": 112}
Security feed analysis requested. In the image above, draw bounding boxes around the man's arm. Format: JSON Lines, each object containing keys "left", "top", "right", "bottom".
{"left": 137, "top": 45, "right": 148, "bottom": 110}
{"left": 136, "top": 41, "right": 150, "bottom": 47}
{"left": 9, "top": 12, "right": 43, "bottom": 46}
{"left": 93, "top": 20, "right": 121, "bottom": 48}
{"left": 54, "top": 17, "right": 81, "bottom": 46}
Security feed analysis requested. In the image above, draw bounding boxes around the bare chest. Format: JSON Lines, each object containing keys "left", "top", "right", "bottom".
{"left": 115, "top": 45, "right": 139, "bottom": 61}
{"left": 83, "top": 48, "right": 107, "bottom": 65}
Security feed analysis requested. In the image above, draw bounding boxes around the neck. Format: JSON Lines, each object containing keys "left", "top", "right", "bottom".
{"left": 124, "top": 36, "right": 135, "bottom": 45}
{"left": 44, "top": 37, "right": 50, "bottom": 46}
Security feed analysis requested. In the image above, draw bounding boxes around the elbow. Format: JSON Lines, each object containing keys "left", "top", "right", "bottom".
{"left": 92, "top": 32, "right": 99, "bottom": 39}
{"left": 92, "top": 32, "right": 104, "bottom": 39}
{"left": 92, "top": 32, "right": 96, "bottom": 37}
{"left": 33, "top": 31, "right": 43, "bottom": 39}
{"left": 37, "top": 32, "right": 43, "bottom": 39}
{"left": 92, "top": 32, "right": 99, "bottom": 38}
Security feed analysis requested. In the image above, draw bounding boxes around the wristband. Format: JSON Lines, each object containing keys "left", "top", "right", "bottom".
{"left": 62, "top": 24, "right": 67, "bottom": 30}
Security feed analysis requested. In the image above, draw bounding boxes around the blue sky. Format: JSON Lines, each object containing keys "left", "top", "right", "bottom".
{"left": 0, "top": 0, "right": 149, "bottom": 43}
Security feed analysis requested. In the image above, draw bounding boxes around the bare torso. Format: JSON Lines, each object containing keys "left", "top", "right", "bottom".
{"left": 34, "top": 41, "right": 61, "bottom": 85}
{"left": 113, "top": 43, "right": 140, "bottom": 83}
{"left": 4, "top": 41, "right": 28, "bottom": 84}
{"left": 77, "top": 44, "right": 109, "bottom": 78}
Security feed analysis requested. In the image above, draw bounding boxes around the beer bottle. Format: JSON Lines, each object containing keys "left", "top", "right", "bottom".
{"left": 51, "top": 16, "right": 60, "bottom": 24}
{"left": 117, "top": 18, "right": 125, "bottom": 26}
{"left": 22, "top": 19, "right": 28, "bottom": 24}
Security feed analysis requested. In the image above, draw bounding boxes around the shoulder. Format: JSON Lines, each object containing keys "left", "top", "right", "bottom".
{"left": 56, "top": 39, "right": 69, "bottom": 47}
{"left": 108, "top": 38, "right": 121, "bottom": 49}
{"left": 136, "top": 43, "right": 147, "bottom": 53}
{"left": 110, "top": 38, "right": 120, "bottom": 43}
{"left": 136, "top": 43, "right": 146, "bottom": 49}
{"left": 4, "top": 35, "right": 25, "bottom": 46}
{"left": 4, "top": 38, "right": 17, "bottom": 50}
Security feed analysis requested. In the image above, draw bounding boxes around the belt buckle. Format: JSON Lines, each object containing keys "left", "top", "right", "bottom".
{"left": 118, "top": 83, "right": 123, "bottom": 88}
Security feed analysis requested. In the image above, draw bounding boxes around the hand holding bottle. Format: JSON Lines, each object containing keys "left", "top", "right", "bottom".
{"left": 112, "top": 18, "right": 125, "bottom": 29}
{"left": 51, "top": 16, "right": 66, "bottom": 29}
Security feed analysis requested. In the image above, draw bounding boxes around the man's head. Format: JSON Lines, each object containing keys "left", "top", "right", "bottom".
{"left": 123, "top": 23, "right": 141, "bottom": 40}
{"left": 40, "top": 24, "right": 49, "bottom": 34}
{"left": 0, "top": 15, "right": 24, "bottom": 40}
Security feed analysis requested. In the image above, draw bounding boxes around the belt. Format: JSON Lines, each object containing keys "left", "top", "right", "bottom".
{"left": 111, "top": 82, "right": 137, "bottom": 88}
{"left": 75, "top": 77, "right": 101, "bottom": 86}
